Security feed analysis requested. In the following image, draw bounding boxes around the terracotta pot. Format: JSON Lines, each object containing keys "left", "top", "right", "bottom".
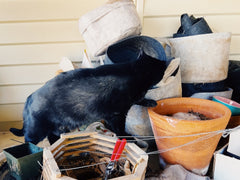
{"left": 148, "top": 97, "right": 231, "bottom": 175}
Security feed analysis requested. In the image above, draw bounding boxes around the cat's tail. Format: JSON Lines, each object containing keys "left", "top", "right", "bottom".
{"left": 9, "top": 128, "right": 24, "bottom": 136}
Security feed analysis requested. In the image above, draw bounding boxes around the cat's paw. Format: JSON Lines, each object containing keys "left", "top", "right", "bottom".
{"left": 136, "top": 98, "right": 157, "bottom": 107}
{"left": 144, "top": 99, "right": 157, "bottom": 107}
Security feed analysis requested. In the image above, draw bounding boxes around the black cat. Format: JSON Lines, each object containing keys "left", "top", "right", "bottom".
{"left": 10, "top": 52, "right": 169, "bottom": 144}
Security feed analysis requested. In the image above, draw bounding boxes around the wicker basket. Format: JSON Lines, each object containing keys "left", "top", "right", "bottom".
{"left": 42, "top": 131, "right": 148, "bottom": 180}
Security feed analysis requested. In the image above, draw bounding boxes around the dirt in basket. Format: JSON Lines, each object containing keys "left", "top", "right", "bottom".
{"left": 58, "top": 152, "right": 132, "bottom": 180}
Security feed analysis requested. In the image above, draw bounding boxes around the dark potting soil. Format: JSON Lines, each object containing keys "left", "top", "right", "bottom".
{"left": 58, "top": 152, "right": 128, "bottom": 180}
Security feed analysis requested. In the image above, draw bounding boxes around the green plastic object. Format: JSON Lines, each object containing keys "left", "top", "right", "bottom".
{"left": 213, "top": 96, "right": 240, "bottom": 116}
{"left": 3, "top": 142, "right": 43, "bottom": 180}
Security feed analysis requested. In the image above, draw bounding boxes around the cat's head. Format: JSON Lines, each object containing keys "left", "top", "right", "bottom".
{"left": 136, "top": 51, "right": 175, "bottom": 87}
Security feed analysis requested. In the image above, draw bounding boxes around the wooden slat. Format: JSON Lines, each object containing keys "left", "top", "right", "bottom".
{"left": 0, "top": 21, "right": 82, "bottom": 44}
{"left": 44, "top": 148, "right": 62, "bottom": 178}
{"left": 0, "top": 84, "right": 42, "bottom": 104}
{"left": 144, "top": 0, "right": 240, "bottom": 16}
{"left": 0, "top": 104, "right": 24, "bottom": 122}
{"left": 0, "top": 0, "right": 108, "bottom": 22}
{"left": 63, "top": 137, "right": 94, "bottom": 146}
{"left": 59, "top": 176, "right": 77, "bottom": 180}
{"left": 63, "top": 142, "right": 93, "bottom": 152}
{"left": 61, "top": 131, "right": 97, "bottom": 139}
{"left": 50, "top": 138, "right": 65, "bottom": 153}
{"left": 92, "top": 133, "right": 117, "bottom": 143}
{"left": 92, "top": 139, "right": 115, "bottom": 149}
{"left": 0, "top": 43, "right": 86, "bottom": 65}
{"left": 0, "top": 64, "right": 58, "bottom": 85}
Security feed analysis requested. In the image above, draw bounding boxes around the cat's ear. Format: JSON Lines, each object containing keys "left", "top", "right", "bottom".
{"left": 137, "top": 50, "right": 148, "bottom": 61}
{"left": 137, "top": 50, "right": 143, "bottom": 60}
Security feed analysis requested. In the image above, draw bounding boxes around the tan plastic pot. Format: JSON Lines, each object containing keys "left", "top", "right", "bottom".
{"left": 148, "top": 97, "right": 231, "bottom": 175}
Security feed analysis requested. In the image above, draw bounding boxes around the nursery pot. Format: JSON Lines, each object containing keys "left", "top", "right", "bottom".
{"left": 3, "top": 142, "right": 43, "bottom": 180}
{"left": 148, "top": 97, "right": 231, "bottom": 175}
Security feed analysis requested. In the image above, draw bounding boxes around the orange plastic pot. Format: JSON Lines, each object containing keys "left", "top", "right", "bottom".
{"left": 148, "top": 97, "right": 231, "bottom": 174}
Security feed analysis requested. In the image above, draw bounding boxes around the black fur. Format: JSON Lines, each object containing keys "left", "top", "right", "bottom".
{"left": 10, "top": 52, "right": 168, "bottom": 144}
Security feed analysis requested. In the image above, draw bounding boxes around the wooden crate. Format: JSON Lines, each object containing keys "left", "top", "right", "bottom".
{"left": 42, "top": 131, "right": 148, "bottom": 180}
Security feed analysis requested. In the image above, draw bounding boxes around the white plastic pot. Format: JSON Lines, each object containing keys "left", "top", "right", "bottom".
{"left": 168, "top": 32, "right": 231, "bottom": 83}
{"left": 79, "top": 0, "right": 141, "bottom": 57}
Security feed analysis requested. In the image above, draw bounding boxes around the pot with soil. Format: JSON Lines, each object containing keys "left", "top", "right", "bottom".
{"left": 42, "top": 131, "right": 148, "bottom": 180}
{"left": 148, "top": 97, "right": 231, "bottom": 175}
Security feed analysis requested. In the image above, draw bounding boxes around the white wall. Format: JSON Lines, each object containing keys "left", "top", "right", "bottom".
{"left": 138, "top": 0, "right": 240, "bottom": 59}
{"left": 0, "top": 0, "right": 107, "bottom": 130}
{"left": 0, "top": 0, "right": 239, "bottom": 130}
